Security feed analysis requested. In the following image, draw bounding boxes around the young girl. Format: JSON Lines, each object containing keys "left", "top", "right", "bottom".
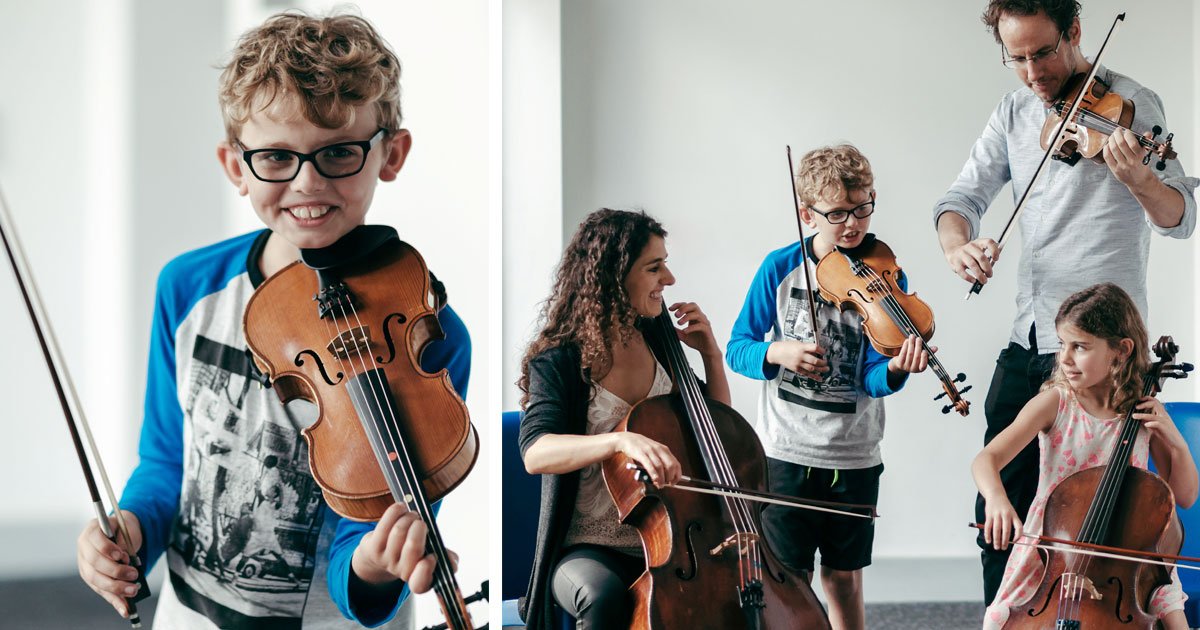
{"left": 515, "top": 208, "right": 730, "bottom": 630}
{"left": 973, "top": 282, "right": 1198, "bottom": 629}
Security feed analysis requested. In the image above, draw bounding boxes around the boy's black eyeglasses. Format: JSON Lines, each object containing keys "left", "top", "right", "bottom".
{"left": 238, "top": 128, "right": 387, "bottom": 183}
{"left": 808, "top": 193, "right": 875, "bottom": 224}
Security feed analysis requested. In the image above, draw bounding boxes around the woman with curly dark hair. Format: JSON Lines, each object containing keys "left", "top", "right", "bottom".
{"left": 515, "top": 208, "right": 730, "bottom": 630}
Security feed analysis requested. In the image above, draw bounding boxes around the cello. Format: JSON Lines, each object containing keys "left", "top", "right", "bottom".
{"left": 243, "top": 225, "right": 486, "bottom": 630}
{"left": 601, "top": 302, "right": 837, "bottom": 629}
{"left": 1003, "top": 336, "right": 1192, "bottom": 628}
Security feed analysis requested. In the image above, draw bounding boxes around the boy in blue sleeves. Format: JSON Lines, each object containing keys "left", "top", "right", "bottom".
{"left": 727, "top": 144, "right": 927, "bottom": 630}
{"left": 75, "top": 12, "right": 468, "bottom": 628}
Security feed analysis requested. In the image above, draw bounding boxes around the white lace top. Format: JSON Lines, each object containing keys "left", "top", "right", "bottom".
{"left": 562, "top": 361, "right": 672, "bottom": 555}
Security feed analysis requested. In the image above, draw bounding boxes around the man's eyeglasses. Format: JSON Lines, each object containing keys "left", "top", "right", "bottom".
{"left": 1002, "top": 31, "right": 1063, "bottom": 68}
{"left": 808, "top": 193, "right": 875, "bottom": 225}
{"left": 239, "top": 129, "right": 387, "bottom": 183}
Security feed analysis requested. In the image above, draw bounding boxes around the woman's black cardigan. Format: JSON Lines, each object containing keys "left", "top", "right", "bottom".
{"left": 517, "top": 331, "right": 703, "bottom": 630}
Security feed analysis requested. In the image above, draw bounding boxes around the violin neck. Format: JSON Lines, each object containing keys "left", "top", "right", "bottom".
{"left": 346, "top": 369, "right": 472, "bottom": 629}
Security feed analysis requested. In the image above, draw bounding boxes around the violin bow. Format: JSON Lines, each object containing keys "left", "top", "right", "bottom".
{"left": 786, "top": 146, "right": 824, "bottom": 343}
{"left": 0, "top": 187, "right": 150, "bottom": 627}
{"left": 966, "top": 12, "right": 1125, "bottom": 300}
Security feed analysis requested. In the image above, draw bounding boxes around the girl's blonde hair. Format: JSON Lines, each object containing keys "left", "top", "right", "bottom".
{"left": 1043, "top": 283, "right": 1148, "bottom": 414}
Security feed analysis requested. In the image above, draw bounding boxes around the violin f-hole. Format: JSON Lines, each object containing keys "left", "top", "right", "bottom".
{"left": 295, "top": 349, "right": 343, "bottom": 386}
{"left": 376, "top": 312, "right": 408, "bottom": 364}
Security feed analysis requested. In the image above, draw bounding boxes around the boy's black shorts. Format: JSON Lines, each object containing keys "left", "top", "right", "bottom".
{"left": 760, "top": 458, "right": 883, "bottom": 573}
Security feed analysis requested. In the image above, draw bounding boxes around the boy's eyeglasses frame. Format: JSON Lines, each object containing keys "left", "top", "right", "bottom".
{"left": 238, "top": 128, "right": 388, "bottom": 183}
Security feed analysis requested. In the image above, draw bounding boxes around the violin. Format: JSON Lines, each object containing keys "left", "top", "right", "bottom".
{"left": 1002, "top": 336, "right": 1192, "bottom": 628}
{"left": 243, "top": 225, "right": 485, "bottom": 630}
{"left": 600, "top": 302, "right": 840, "bottom": 629}
{"left": 814, "top": 235, "right": 971, "bottom": 416}
{"left": 1042, "top": 72, "right": 1177, "bottom": 170}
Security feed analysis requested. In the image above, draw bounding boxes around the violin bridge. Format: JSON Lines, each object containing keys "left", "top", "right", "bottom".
{"left": 710, "top": 532, "right": 759, "bottom": 557}
{"left": 328, "top": 326, "right": 374, "bottom": 360}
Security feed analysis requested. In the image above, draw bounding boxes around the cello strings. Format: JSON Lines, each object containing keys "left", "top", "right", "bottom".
{"left": 329, "top": 292, "right": 468, "bottom": 628}
{"left": 656, "top": 309, "right": 760, "bottom": 584}
{"left": 656, "top": 311, "right": 754, "bottom": 539}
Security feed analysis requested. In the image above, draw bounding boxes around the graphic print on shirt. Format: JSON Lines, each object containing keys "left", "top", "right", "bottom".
{"left": 777, "top": 287, "right": 860, "bottom": 413}
{"left": 170, "top": 333, "right": 324, "bottom": 621}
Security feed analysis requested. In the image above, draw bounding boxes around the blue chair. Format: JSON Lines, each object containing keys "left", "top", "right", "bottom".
{"left": 502, "top": 410, "right": 538, "bottom": 627}
{"left": 1163, "top": 402, "right": 1200, "bottom": 625}
{"left": 501, "top": 411, "right": 572, "bottom": 629}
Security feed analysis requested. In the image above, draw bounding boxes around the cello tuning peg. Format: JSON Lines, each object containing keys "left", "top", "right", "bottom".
{"left": 1180, "top": 362, "right": 1195, "bottom": 374}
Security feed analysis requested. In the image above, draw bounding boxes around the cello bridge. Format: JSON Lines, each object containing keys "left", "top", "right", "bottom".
{"left": 710, "top": 532, "right": 758, "bottom": 557}
{"left": 328, "top": 326, "right": 374, "bottom": 360}
{"left": 1060, "top": 572, "right": 1102, "bottom": 601}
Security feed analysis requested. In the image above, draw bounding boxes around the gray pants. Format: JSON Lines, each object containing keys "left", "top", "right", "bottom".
{"left": 550, "top": 545, "right": 642, "bottom": 629}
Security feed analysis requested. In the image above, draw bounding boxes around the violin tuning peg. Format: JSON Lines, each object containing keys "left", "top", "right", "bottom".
{"left": 1157, "top": 159, "right": 1168, "bottom": 172}
{"left": 934, "top": 391, "right": 947, "bottom": 401}
{"left": 960, "top": 385, "right": 973, "bottom": 395}
{"left": 1166, "top": 132, "right": 1174, "bottom": 143}
{"left": 954, "top": 372, "right": 966, "bottom": 383}
{"left": 942, "top": 403, "right": 954, "bottom": 414}
{"left": 1144, "top": 152, "right": 1154, "bottom": 166}
{"left": 1152, "top": 125, "right": 1163, "bottom": 137}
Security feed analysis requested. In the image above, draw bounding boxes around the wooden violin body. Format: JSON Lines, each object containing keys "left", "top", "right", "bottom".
{"left": 1005, "top": 467, "right": 1182, "bottom": 628}
{"left": 244, "top": 230, "right": 477, "bottom": 521}
{"left": 1042, "top": 72, "right": 1177, "bottom": 169}
{"left": 814, "top": 235, "right": 971, "bottom": 416}
{"left": 815, "top": 236, "right": 932, "bottom": 356}
{"left": 602, "top": 395, "right": 831, "bottom": 629}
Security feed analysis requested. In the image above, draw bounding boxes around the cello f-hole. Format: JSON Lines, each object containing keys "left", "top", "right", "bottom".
{"left": 1107, "top": 576, "right": 1133, "bottom": 623}
{"left": 676, "top": 521, "right": 703, "bottom": 580}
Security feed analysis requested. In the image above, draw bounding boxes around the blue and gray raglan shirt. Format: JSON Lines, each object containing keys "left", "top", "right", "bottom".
{"left": 119, "top": 229, "right": 469, "bottom": 629}
{"left": 726, "top": 235, "right": 905, "bottom": 470}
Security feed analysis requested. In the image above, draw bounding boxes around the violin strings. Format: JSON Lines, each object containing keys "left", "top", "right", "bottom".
{"left": 856, "top": 264, "right": 958, "bottom": 392}
{"left": 343, "top": 299, "right": 469, "bottom": 628}
{"left": 1072, "top": 109, "right": 1161, "bottom": 151}
{"left": 329, "top": 294, "right": 468, "bottom": 628}
{"left": 656, "top": 309, "right": 760, "bottom": 586}
{"left": 327, "top": 301, "right": 463, "bottom": 625}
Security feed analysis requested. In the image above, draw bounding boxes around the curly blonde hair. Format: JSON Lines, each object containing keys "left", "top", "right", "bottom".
{"left": 794, "top": 144, "right": 874, "bottom": 207}
{"left": 1043, "top": 283, "right": 1149, "bottom": 415}
{"left": 217, "top": 11, "right": 402, "bottom": 143}
{"left": 517, "top": 209, "right": 667, "bottom": 407}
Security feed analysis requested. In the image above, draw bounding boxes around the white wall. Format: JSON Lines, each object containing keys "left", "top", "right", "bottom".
{"left": 1, "top": 1, "right": 490, "bottom": 627}
{"left": 503, "top": 0, "right": 1198, "bottom": 583}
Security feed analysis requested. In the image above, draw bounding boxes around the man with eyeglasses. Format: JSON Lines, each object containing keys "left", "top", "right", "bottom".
{"left": 930, "top": 0, "right": 1197, "bottom": 606}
